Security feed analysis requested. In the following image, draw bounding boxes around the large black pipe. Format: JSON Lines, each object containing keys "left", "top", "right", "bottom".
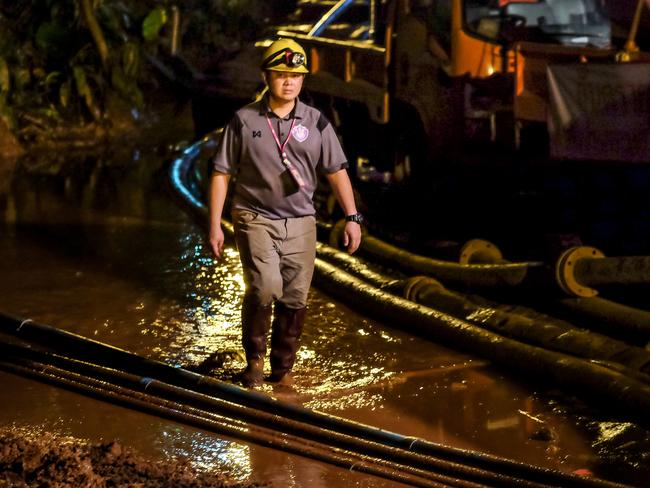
{"left": 356, "top": 233, "right": 545, "bottom": 290}
{"left": 358, "top": 234, "right": 650, "bottom": 291}
{"left": 0, "top": 314, "right": 625, "bottom": 488}
{"left": 317, "top": 243, "right": 650, "bottom": 379}
{"left": 557, "top": 297, "right": 650, "bottom": 343}
{"left": 315, "top": 242, "right": 406, "bottom": 291}
{"left": 0, "top": 355, "right": 453, "bottom": 488}
{"left": 314, "top": 242, "right": 650, "bottom": 381}
{"left": 575, "top": 255, "right": 650, "bottom": 287}
{"left": 405, "top": 282, "right": 650, "bottom": 376}
{"left": 312, "top": 260, "right": 650, "bottom": 419}
{"left": 1, "top": 340, "right": 542, "bottom": 488}
{"left": 320, "top": 228, "right": 650, "bottom": 355}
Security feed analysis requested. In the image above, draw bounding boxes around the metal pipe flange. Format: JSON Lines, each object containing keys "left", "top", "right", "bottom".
{"left": 555, "top": 246, "right": 605, "bottom": 297}
{"left": 459, "top": 239, "right": 504, "bottom": 265}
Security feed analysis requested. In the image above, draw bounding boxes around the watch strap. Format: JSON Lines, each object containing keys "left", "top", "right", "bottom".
{"left": 345, "top": 213, "right": 364, "bottom": 224}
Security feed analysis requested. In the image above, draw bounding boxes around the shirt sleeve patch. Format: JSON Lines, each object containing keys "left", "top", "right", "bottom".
{"left": 317, "top": 112, "right": 330, "bottom": 133}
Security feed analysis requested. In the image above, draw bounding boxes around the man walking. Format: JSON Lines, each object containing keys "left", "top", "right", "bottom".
{"left": 209, "top": 39, "right": 363, "bottom": 387}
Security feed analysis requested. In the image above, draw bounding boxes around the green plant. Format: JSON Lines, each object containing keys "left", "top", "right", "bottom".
{"left": 142, "top": 6, "right": 168, "bottom": 42}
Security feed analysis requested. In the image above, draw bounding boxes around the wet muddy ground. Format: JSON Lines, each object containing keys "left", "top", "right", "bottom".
{"left": 0, "top": 427, "right": 249, "bottom": 487}
{"left": 1, "top": 148, "right": 649, "bottom": 486}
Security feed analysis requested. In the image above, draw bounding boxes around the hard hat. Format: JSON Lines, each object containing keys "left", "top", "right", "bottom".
{"left": 261, "top": 38, "right": 309, "bottom": 74}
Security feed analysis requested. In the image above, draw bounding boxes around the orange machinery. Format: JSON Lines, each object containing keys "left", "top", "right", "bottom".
{"left": 266, "top": 0, "right": 649, "bottom": 174}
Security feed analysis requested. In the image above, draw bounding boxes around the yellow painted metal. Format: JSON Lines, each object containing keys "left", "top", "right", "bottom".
{"left": 266, "top": 0, "right": 646, "bottom": 140}
{"left": 555, "top": 246, "right": 605, "bottom": 298}
{"left": 617, "top": 0, "right": 646, "bottom": 62}
{"left": 459, "top": 239, "right": 503, "bottom": 265}
{"left": 261, "top": 38, "right": 310, "bottom": 73}
{"left": 275, "top": 31, "right": 386, "bottom": 55}
{"left": 274, "top": 30, "right": 390, "bottom": 123}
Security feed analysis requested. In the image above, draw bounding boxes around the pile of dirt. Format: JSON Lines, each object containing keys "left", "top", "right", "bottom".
{"left": 0, "top": 428, "right": 261, "bottom": 487}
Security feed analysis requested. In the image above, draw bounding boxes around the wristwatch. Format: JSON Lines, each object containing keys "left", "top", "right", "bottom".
{"left": 345, "top": 213, "right": 364, "bottom": 225}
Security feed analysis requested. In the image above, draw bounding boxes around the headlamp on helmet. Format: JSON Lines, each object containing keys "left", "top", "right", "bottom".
{"left": 266, "top": 49, "right": 305, "bottom": 69}
{"left": 261, "top": 39, "right": 309, "bottom": 74}
{"left": 286, "top": 50, "right": 306, "bottom": 68}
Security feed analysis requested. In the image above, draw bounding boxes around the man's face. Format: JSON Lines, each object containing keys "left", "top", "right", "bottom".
{"left": 265, "top": 71, "right": 305, "bottom": 103}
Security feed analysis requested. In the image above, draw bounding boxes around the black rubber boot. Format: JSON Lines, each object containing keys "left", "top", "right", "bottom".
{"left": 269, "top": 302, "right": 306, "bottom": 383}
{"left": 239, "top": 357, "right": 265, "bottom": 387}
{"left": 238, "top": 295, "right": 272, "bottom": 387}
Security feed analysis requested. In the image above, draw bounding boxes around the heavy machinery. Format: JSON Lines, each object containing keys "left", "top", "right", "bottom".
{"left": 264, "top": 0, "right": 650, "bottom": 181}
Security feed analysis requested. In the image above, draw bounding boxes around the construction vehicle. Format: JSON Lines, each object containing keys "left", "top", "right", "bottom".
{"left": 261, "top": 0, "right": 650, "bottom": 181}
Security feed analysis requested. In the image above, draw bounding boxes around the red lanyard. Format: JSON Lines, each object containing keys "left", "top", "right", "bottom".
{"left": 266, "top": 115, "right": 305, "bottom": 188}
{"left": 266, "top": 115, "right": 295, "bottom": 155}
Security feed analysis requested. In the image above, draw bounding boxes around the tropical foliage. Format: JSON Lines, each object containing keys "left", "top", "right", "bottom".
{"left": 0, "top": 0, "right": 292, "bottom": 146}
{"left": 0, "top": 1, "right": 143, "bottom": 139}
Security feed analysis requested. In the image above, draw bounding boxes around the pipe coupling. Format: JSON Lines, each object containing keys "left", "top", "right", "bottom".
{"left": 459, "top": 239, "right": 503, "bottom": 265}
{"left": 403, "top": 276, "right": 444, "bottom": 302}
{"left": 555, "top": 246, "right": 605, "bottom": 297}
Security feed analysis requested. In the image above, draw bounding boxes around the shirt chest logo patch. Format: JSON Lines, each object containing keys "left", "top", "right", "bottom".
{"left": 291, "top": 124, "right": 309, "bottom": 142}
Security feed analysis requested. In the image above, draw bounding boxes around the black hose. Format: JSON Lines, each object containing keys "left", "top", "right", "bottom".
{"left": 357, "top": 233, "right": 546, "bottom": 290}
{"left": 314, "top": 246, "right": 650, "bottom": 377}
{"left": 312, "top": 260, "right": 650, "bottom": 421}
{"left": 0, "top": 316, "right": 631, "bottom": 488}
{"left": 0, "top": 355, "right": 452, "bottom": 488}
{"left": 575, "top": 256, "right": 650, "bottom": 287}
{"left": 557, "top": 297, "right": 650, "bottom": 343}
{"left": 0, "top": 341, "right": 505, "bottom": 488}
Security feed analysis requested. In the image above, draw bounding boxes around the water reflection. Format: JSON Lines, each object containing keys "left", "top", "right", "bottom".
{"left": 158, "top": 430, "right": 253, "bottom": 480}
{"left": 1, "top": 150, "right": 645, "bottom": 485}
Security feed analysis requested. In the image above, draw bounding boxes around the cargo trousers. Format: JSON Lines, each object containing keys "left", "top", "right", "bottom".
{"left": 232, "top": 209, "right": 316, "bottom": 379}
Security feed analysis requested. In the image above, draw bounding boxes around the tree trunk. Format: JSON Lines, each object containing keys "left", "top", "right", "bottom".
{"left": 79, "top": 0, "right": 109, "bottom": 70}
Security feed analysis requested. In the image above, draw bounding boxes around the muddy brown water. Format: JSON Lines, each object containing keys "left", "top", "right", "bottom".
{"left": 0, "top": 149, "right": 646, "bottom": 486}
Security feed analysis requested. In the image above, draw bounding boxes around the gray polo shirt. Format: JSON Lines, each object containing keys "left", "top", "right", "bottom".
{"left": 212, "top": 96, "right": 348, "bottom": 219}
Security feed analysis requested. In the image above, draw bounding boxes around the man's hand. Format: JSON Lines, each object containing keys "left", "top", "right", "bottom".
{"left": 209, "top": 224, "right": 226, "bottom": 259}
{"left": 325, "top": 169, "right": 362, "bottom": 254}
{"left": 342, "top": 221, "right": 362, "bottom": 254}
{"left": 209, "top": 172, "right": 230, "bottom": 260}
